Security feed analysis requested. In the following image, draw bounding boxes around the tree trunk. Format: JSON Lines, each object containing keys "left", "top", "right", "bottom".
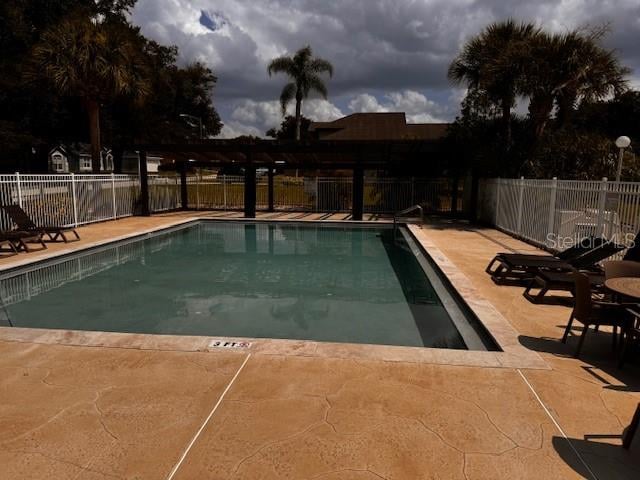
{"left": 556, "top": 93, "right": 576, "bottom": 129}
{"left": 295, "top": 95, "right": 302, "bottom": 141}
{"left": 529, "top": 94, "right": 554, "bottom": 140}
{"left": 501, "top": 96, "right": 512, "bottom": 148}
{"left": 86, "top": 99, "right": 102, "bottom": 173}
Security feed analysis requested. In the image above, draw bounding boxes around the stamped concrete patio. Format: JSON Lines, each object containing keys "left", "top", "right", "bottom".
{"left": 0, "top": 213, "right": 638, "bottom": 479}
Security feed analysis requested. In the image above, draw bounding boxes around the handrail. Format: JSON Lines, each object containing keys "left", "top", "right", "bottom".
{"left": 393, "top": 204, "right": 424, "bottom": 238}
{"left": 394, "top": 204, "right": 424, "bottom": 220}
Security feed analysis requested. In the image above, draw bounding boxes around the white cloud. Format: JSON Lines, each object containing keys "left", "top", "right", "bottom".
{"left": 217, "top": 98, "right": 344, "bottom": 137}
{"left": 348, "top": 90, "right": 447, "bottom": 122}
{"left": 132, "top": 0, "right": 640, "bottom": 136}
{"left": 348, "top": 93, "right": 388, "bottom": 113}
{"left": 216, "top": 122, "right": 263, "bottom": 138}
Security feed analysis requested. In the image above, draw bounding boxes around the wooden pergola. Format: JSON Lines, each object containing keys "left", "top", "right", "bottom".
{"left": 132, "top": 139, "right": 446, "bottom": 220}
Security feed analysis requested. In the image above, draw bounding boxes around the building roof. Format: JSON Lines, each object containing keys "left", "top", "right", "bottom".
{"left": 309, "top": 113, "right": 449, "bottom": 141}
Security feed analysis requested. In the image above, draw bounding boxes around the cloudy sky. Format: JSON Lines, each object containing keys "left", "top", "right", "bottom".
{"left": 131, "top": 0, "right": 640, "bottom": 138}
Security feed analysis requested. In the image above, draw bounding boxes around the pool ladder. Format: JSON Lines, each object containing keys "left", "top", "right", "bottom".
{"left": 393, "top": 204, "right": 424, "bottom": 242}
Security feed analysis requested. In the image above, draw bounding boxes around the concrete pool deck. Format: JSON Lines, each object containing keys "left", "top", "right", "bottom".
{"left": 0, "top": 212, "right": 639, "bottom": 479}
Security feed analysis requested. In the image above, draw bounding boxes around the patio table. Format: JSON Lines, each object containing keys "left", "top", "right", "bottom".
{"left": 605, "top": 277, "right": 640, "bottom": 299}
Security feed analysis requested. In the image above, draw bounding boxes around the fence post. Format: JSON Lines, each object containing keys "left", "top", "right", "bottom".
{"left": 546, "top": 177, "right": 558, "bottom": 247}
{"left": 111, "top": 172, "right": 117, "bottom": 219}
{"left": 71, "top": 173, "right": 79, "bottom": 227}
{"left": 223, "top": 174, "right": 227, "bottom": 210}
{"left": 15, "top": 172, "right": 23, "bottom": 207}
{"left": 516, "top": 176, "right": 525, "bottom": 234}
{"left": 196, "top": 168, "right": 201, "bottom": 210}
{"left": 596, "top": 177, "right": 608, "bottom": 238}
{"left": 315, "top": 176, "right": 319, "bottom": 211}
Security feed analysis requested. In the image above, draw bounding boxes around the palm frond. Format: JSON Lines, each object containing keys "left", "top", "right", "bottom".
{"left": 279, "top": 82, "right": 297, "bottom": 116}
{"left": 308, "top": 58, "right": 333, "bottom": 77}
{"left": 268, "top": 56, "right": 295, "bottom": 77}
{"left": 307, "top": 75, "right": 328, "bottom": 99}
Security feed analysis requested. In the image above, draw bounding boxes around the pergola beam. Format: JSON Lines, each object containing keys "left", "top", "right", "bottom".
{"left": 134, "top": 138, "right": 446, "bottom": 219}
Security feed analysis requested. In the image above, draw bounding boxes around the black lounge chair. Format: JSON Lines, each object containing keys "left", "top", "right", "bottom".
{"left": 486, "top": 236, "right": 608, "bottom": 284}
{"left": 522, "top": 242, "right": 629, "bottom": 304}
{"left": 0, "top": 230, "right": 47, "bottom": 253}
{"left": 0, "top": 237, "right": 18, "bottom": 256}
{"left": 1, "top": 204, "right": 79, "bottom": 243}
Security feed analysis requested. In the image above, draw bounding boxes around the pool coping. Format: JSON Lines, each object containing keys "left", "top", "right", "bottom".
{"left": 0, "top": 216, "right": 548, "bottom": 370}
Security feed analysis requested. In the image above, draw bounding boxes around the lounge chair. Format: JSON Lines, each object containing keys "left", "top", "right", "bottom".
{"left": 522, "top": 244, "right": 631, "bottom": 304}
{"left": 486, "top": 237, "right": 607, "bottom": 284}
{"left": 0, "top": 237, "right": 18, "bottom": 256}
{"left": 1, "top": 230, "right": 47, "bottom": 252}
{"left": 1, "top": 204, "right": 79, "bottom": 242}
{"left": 561, "top": 271, "right": 630, "bottom": 358}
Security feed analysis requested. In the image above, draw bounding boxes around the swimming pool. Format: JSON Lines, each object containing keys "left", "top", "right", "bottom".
{"left": 0, "top": 222, "right": 496, "bottom": 350}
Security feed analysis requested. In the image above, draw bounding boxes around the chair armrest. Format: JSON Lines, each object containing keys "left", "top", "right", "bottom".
{"left": 627, "top": 308, "right": 640, "bottom": 318}
{"left": 593, "top": 300, "right": 637, "bottom": 313}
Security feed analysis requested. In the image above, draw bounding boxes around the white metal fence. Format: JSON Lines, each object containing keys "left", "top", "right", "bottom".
{"left": 0, "top": 173, "right": 140, "bottom": 230}
{"left": 478, "top": 177, "right": 640, "bottom": 250}
{"left": 148, "top": 175, "right": 181, "bottom": 212}
{"left": 0, "top": 173, "right": 462, "bottom": 230}
{"left": 185, "top": 175, "right": 460, "bottom": 213}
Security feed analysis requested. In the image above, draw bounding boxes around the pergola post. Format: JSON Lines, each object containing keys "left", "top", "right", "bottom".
{"left": 352, "top": 164, "right": 364, "bottom": 221}
{"left": 138, "top": 150, "right": 150, "bottom": 216}
{"left": 113, "top": 147, "right": 123, "bottom": 174}
{"left": 451, "top": 174, "right": 459, "bottom": 216}
{"left": 179, "top": 162, "right": 189, "bottom": 210}
{"left": 244, "top": 151, "right": 256, "bottom": 218}
{"left": 267, "top": 166, "right": 275, "bottom": 212}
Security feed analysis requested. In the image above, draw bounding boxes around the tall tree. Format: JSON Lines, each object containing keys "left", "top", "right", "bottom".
{"left": 267, "top": 46, "right": 333, "bottom": 140}
{"left": 27, "top": 15, "right": 149, "bottom": 171}
{"left": 522, "top": 27, "right": 629, "bottom": 139}
{"left": 448, "top": 20, "right": 539, "bottom": 147}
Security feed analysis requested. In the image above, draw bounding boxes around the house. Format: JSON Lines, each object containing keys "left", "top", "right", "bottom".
{"left": 48, "top": 145, "right": 165, "bottom": 174}
{"left": 121, "top": 152, "right": 163, "bottom": 173}
{"left": 48, "top": 144, "right": 114, "bottom": 173}
{"left": 309, "top": 112, "right": 449, "bottom": 141}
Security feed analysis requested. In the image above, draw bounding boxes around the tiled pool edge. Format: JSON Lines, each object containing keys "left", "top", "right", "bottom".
{"left": 407, "top": 224, "right": 548, "bottom": 369}
{"left": 0, "top": 217, "right": 548, "bottom": 369}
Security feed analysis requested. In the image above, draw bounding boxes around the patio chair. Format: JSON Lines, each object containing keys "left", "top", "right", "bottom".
{"left": 623, "top": 403, "right": 640, "bottom": 449}
{"left": 561, "top": 272, "right": 629, "bottom": 358}
{"left": 622, "top": 231, "right": 640, "bottom": 262}
{"left": 486, "top": 236, "right": 607, "bottom": 284}
{"left": 1, "top": 230, "right": 47, "bottom": 253}
{"left": 1, "top": 204, "right": 79, "bottom": 243}
{"left": 522, "top": 246, "right": 633, "bottom": 304}
{"left": 619, "top": 309, "right": 640, "bottom": 369}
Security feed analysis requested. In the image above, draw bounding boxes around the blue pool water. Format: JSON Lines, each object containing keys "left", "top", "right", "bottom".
{"left": 0, "top": 222, "right": 493, "bottom": 350}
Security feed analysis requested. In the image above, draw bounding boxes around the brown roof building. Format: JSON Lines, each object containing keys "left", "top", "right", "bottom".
{"left": 310, "top": 112, "right": 449, "bottom": 141}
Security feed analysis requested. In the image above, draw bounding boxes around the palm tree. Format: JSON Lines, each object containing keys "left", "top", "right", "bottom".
{"left": 29, "top": 16, "right": 149, "bottom": 172}
{"left": 522, "top": 28, "right": 629, "bottom": 138}
{"left": 268, "top": 46, "right": 333, "bottom": 140}
{"left": 449, "top": 20, "right": 540, "bottom": 146}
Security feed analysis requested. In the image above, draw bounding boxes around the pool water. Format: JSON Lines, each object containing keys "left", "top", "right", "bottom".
{"left": 0, "top": 222, "right": 486, "bottom": 349}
